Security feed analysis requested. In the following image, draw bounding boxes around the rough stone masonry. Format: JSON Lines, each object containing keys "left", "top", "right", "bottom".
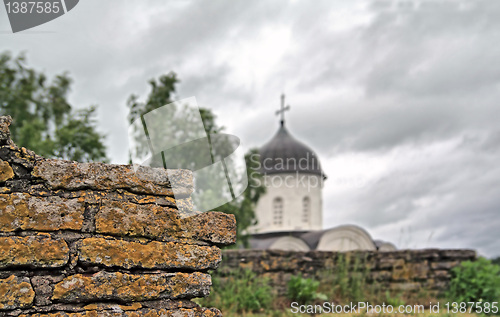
{"left": 220, "top": 249, "right": 476, "bottom": 296}
{"left": 0, "top": 115, "right": 236, "bottom": 316}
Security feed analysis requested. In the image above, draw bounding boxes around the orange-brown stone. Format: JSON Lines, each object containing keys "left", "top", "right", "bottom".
{"left": 32, "top": 159, "right": 193, "bottom": 197}
{"left": 181, "top": 212, "right": 236, "bottom": 245}
{"left": 0, "top": 193, "right": 84, "bottom": 232}
{"left": 0, "top": 235, "right": 69, "bottom": 268}
{"left": 19, "top": 307, "right": 222, "bottom": 317}
{"left": 0, "top": 116, "right": 14, "bottom": 146}
{"left": 95, "top": 200, "right": 182, "bottom": 238}
{"left": 48, "top": 190, "right": 195, "bottom": 217}
{"left": 78, "top": 237, "right": 221, "bottom": 270}
{"left": 95, "top": 202, "right": 236, "bottom": 245}
{"left": 51, "top": 272, "right": 211, "bottom": 303}
{"left": 0, "top": 160, "right": 14, "bottom": 182}
{"left": 0, "top": 275, "right": 35, "bottom": 311}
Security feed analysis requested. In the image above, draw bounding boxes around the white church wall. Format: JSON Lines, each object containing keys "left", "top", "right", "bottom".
{"left": 251, "top": 173, "right": 323, "bottom": 234}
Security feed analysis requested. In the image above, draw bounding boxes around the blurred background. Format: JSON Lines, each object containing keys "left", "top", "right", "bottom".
{"left": 1, "top": 0, "right": 500, "bottom": 258}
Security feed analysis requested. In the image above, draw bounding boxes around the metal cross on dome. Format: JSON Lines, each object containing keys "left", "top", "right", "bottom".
{"left": 276, "top": 93, "right": 290, "bottom": 127}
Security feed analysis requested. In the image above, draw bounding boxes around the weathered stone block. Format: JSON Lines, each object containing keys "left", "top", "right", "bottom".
{"left": 441, "top": 249, "right": 476, "bottom": 259}
{"left": 95, "top": 200, "right": 181, "bottom": 238}
{"left": 0, "top": 193, "right": 84, "bottom": 232}
{"left": 0, "top": 235, "right": 69, "bottom": 269}
{"left": 378, "top": 258, "right": 400, "bottom": 270}
{"left": 430, "top": 261, "right": 458, "bottom": 270}
{"left": 51, "top": 190, "right": 195, "bottom": 217}
{"left": 102, "top": 191, "right": 194, "bottom": 216}
{"left": 0, "top": 144, "right": 38, "bottom": 171}
{"left": 0, "top": 116, "right": 14, "bottom": 146}
{"left": 32, "top": 159, "right": 193, "bottom": 197}
{"left": 0, "top": 275, "right": 35, "bottom": 311}
{"left": 51, "top": 272, "right": 211, "bottom": 302}
{"left": 18, "top": 307, "right": 222, "bottom": 317}
{"left": 95, "top": 201, "right": 236, "bottom": 245}
{"left": 81, "top": 299, "right": 198, "bottom": 312}
{"left": 432, "top": 270, "right": 451, "bottom": 279}
{"left": 78, "top": 237, "right": 221, "bottom": 270}
{"left": 0, "top": 160, "right": 14, "bottom": 182}
{"left": 31, "top": 275, "right": 64, "bottom": 307}
{"left": 387, "top": 261, "right": 430, "bottom": 281}
{"left": 392, "top": 266, "right": 409, "bottom": 281}
{"left": 370, "top": 270, "right": 392, "bottom": 281}
{"left": 181, "top": 212, "right": 236, "bottom": 245}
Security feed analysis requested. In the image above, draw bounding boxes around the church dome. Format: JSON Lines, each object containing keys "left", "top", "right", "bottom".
{"left": 259, "top": 123, "right": 326, "bottom": 179}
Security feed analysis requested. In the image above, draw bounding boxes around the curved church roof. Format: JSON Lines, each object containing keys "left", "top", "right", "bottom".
{"left": 259, "top": 123, "right": 326, "bottom": 179}
{"left": 248, "top": 225, "right": 396, "bottom": 252}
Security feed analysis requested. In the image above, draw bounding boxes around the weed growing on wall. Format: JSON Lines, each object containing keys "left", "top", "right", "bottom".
{"left": 286, "top": 275, "right": 327, "bottom": 303}
{"left": 319, "top": 253, "right": 372, "bottom": 303}
{"left": 198, "top": 269, "right": 274, "bottom": 313}
{"left": 447, "top": 257, "right": 500, "bottom": 304}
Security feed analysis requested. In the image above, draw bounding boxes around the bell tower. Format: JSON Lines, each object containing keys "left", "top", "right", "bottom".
{"left": 251, "top": 95, "right": 326, "bottom": 234}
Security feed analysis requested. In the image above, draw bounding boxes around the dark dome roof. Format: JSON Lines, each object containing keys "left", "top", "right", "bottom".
{"left": 259, "top": 124, "right": 326, "bottom": 178}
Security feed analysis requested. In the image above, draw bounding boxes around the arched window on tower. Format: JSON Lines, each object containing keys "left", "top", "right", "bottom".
{"left": 273, "top": 197, "right": 283, "bottom": 226}
{"left": 302, "top": 196, "right": 310, "bottom": 223}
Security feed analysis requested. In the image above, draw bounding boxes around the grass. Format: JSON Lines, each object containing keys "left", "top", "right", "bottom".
{"left": 196, "top": 269, "right": 274, "bottom": 314}
{"left": 317, "top": 253, "right": 378, "bottom": 304}
{"left": 201, "top": 256, "right": 498, "bottom": 317}
{"left": 221, "top": 311, "right": 481, "bottom": 317}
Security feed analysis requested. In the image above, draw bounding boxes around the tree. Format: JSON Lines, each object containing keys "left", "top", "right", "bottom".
{"left": 492, "top": 256, "right": 500, "bottom": 266}
{"left": 127, "top": 74, "right": 264, "bottom": 247}
{"left": 217, "top": 148, "right": 265, "bottom": 247}
{"left": 0, "top": 51, "right": 107, "bottom": 162}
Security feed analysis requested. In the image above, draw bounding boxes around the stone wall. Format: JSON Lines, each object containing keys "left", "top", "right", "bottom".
{"left": 0, "top": 116, "right": 236, "bottom": 316}
{"left": 219, "top": 249, "right": 476, "bottom": 296}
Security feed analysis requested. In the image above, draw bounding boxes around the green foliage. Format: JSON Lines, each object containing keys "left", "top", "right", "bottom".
{"left": 384, "top": 290, "right": 405, "bottom": 307}
{"left": 447, "top": 257, "right": 500, "bottom": 303}
{"left": 0, "top": 51, "right": 107, "bottom": 162}
{"left": 492, "top": 256, "right": 500, "bottom": 266}
{"left": 198, "top": 269, "right": 273, "bottom": 313}
{"left": 217, "top": 148, "right": 265, "bottom": 248}
{"left": 286, "top": 275, "right": 327, "bottom": 303}
{"left": 127, "top": 72, "right": 180, "bottom": 161}
{"left": 319, "top": 253, "right": 371, "bottom": 303}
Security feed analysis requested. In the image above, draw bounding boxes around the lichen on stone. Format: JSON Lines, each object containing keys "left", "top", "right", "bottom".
{"left": 0, "top": 115, "right": 235, "bottom": 315}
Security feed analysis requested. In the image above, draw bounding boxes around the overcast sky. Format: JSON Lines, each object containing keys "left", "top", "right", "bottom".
{"left": 2, "top": 0, "right": 499, "bottom": 257}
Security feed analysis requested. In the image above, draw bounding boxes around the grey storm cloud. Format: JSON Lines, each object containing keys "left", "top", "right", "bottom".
{"left": 324, "top": 130, "right": 500, "bottom": 256}
{"left": 268, "top": 0, "right": 500, "bottom": 154}
{"left": 1, "top": 0, "right": 499, "bottom": 256}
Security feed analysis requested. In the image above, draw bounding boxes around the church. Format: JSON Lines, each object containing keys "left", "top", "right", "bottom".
{"left": 248, "top": 95, "right": 396, "bottom": 252}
